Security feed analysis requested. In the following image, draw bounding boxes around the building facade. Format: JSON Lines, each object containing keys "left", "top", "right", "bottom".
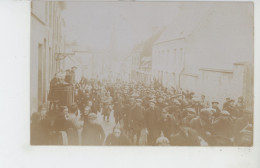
{"left": 31, "top": 1, "right": 66, "bottom": 114}
{"left": 152, "top": 3, "right": 253, "bottom": 110}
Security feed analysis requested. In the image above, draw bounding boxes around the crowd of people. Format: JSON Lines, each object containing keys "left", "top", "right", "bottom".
{"left": 31, "top": 68, "right": 253, "bottom": 146}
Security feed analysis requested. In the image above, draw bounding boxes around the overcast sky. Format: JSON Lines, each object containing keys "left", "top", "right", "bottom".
{"left": 61, "top": 2, "right": 212, "bottom": 55}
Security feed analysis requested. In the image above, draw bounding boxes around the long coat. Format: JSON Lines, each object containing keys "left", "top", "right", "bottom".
{"left": 81, "top": 123, "right": 105, "bottom": 145}
{"left": 145, "top": 106, "right": 161, "bottom": 145}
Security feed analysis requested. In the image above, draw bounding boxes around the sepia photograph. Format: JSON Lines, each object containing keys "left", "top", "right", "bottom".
{"left": 30, "top": 1, "right": 254, "bottom": 146}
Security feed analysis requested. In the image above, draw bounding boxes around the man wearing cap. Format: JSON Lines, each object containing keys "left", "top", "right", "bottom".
{"left": 81, "top": 113, "right": 105, "bottom": 145}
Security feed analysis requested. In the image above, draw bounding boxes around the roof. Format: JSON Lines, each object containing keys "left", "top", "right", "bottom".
{"left": 154, "top": 4, "right": 212, "bottom": 45}
{"left": 140, "top": 28, "right": 165, "bottom": 57}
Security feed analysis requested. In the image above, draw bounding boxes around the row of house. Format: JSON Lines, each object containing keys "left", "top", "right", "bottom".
{"left": 130, "top": 3, "right": 253, "bottom": 110}
{"left": 30, "top": 1, "right": 68, "bottom": 114}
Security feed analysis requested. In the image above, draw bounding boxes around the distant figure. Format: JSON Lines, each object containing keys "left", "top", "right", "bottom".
{"left": 70, "top": 66, "right": 77, "bottom": 84}
{"left": 211, "top": 101, "right": 221, "bottom": 119}
{"left": 235, "top": 96, "right": 245, "bottom": 117}
{"left": 200, "top": 95, "right": 210, "bottom": 108}
{"left": 222, "top": 97, "right": 231, "bottom": 110}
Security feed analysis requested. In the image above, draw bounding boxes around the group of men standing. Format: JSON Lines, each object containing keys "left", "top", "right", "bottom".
{"left": 31, "top": 72, "right": 253, "bottom": 146}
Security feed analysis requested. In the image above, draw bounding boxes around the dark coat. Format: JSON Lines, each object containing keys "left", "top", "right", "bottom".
{"left": 145, "top": 106, "right": 161, "bottom": 130}
{"left": 82, "top": 123, "right": 105, "bottom": 145}
{"left": 130, "top": 105, "right": 146, "bottom": 132}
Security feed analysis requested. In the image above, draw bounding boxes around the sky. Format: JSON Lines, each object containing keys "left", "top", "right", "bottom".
{"left": 61, "top": 2, "right": 212, "bottom": 56}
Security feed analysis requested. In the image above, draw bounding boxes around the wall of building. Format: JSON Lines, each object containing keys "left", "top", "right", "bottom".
{"left": 31, "top": 2, "right": 66, "bottom": 114}
{"left": 178, "top": 63, "right": 253, "bottom": 110}
{"left": 184, "top": 3, "right": 253, "bottom": 74}
{"left": 151, "top": 3, "right": 253, "bottom": 109}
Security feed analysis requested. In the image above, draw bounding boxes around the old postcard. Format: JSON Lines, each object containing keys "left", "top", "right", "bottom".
{"left": 30, "top": 1, "right": 254, "bottom": 146}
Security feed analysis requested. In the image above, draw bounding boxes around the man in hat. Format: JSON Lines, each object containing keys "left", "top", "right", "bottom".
{"left": 70, "top": 66, "right": 77, "bottom": 85}
{"left": 223, "top": 97, "right": 231, "bottom": 110}
{"left": 191, "top": 97, "right": 201, "bottom": 115}
{"left": 200, "top": 95, "right": 210, "bottom": 109}
{"left": 158, "top": 107, "right": 179, "bottom": 141}
{"left": 102, "top": 91, "right": 113, "bottom": 122}
{"left": 170, "top": 126, "right": 200, "bottom": 146}
{"left": 129, "top": 98, "right": 145, "bottom": 145}
{"left": 212, "top": 101, "right": 221, "bottom": 119}
{"left": 122, "top": 97, "right": 136, "bottom": 135}
{"left": 65, "top": 69, "right": 71, "bottom": 84}
{"left": 48, "top": 73, "right": 62, "bottom": 111}
{"left": 81, "top": 113, "right": 105, "bottom": 145}
{"left": 181, "top": 108, "right": 197, "bottom": 127}
{"left": 235, "top": 96, "right": 245, "bottom": 117}
{"left": 145, "top": 99, "right": 161, "bottom": 145}
{"left": 233, "top": 109, "right": 253, "bottom": 146}
{"left": 31, "top": 104, "right": 49, "bottom": 145}
{"left": 223, "top": 99, "right": 237, "bottom": 117}
{"left": 212, "top": 110, "right": 234, "bottom": 141}
{"left": 190, "top": 108, "right": 213, "bottom": 145}
{"left": 105, "top": 126, "right": 131, "bottom": 146}
{"left": 157, "top": 96, "right": 167, "bottom": 111}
